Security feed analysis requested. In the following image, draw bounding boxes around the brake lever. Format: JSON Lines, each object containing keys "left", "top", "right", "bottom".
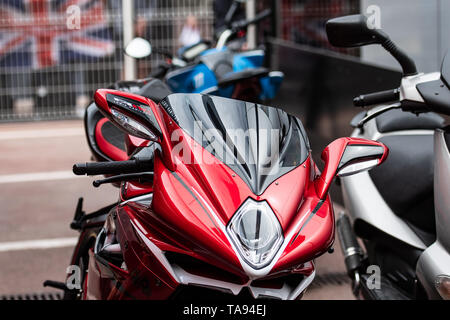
{"left": 93, "top": 172, "right": 154, "bottom": 188}
{"left": 356, "top": 102, "right": 402, "bottom": 129}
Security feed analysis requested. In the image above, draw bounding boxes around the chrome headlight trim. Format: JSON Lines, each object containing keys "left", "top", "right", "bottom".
{"left": 227, "top": 199, "right": 284, "bottom": 270}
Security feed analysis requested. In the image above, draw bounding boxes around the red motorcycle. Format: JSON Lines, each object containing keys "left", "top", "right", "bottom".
{"left": 46, "top": 90, "right": 388, "bottom": 300}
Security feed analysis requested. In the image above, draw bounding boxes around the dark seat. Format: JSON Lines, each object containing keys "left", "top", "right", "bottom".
{"left": 369, "top": 134, "right": 436, "bottom": 244}
{"left": 137, "top": 78, "right": 172, "bottom": 103}
{"left": 375, "top": 108, "right": 444, "bottom": 133}
{"left": 217, "top": 67, "right": 269, "bottom": 88}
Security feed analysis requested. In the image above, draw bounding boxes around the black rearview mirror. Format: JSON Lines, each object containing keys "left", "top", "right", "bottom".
{"left": 326, "top": 14, "right": 387, "bottom": 48}
{"left": 325, "top": 14, "right": 418, "bottom": 75}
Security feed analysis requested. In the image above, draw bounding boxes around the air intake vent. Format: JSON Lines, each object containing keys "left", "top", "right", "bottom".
{"left": 165, "top": 251, "right": 245, "bottom": 285}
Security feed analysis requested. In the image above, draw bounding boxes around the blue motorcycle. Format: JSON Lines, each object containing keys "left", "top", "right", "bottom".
{"left": 125, "top": 8, "right": 283, "bottom": 103}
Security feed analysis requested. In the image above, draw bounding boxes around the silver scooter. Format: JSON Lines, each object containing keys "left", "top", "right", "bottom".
{"left": 325, "top": 15, "right": 450, "bottom": 300}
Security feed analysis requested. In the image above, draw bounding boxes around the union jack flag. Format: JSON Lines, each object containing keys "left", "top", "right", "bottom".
{"left": 0, "top": 0, "right": 115, "bottom": 69}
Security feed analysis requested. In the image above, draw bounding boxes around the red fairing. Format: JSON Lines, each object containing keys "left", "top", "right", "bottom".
{"left": 273, "top": 196, "right": 335, "bottom": 273}
{"left": 143, "top": 112, "right": 333, "bottom": 277}
{"left": 87, "top": 212, "right": 176, "bottom": 299}
{"left": 92, "top": 89, "right": 336, "bottom": 278}
{"left": 151, "top": 151, "right": 246, "bottom": 277}
{"left": 125, "top": 135, "right": 151, "bottom": 157}
{"left": 120, "top": 181, "right": 153, "bottom": 201}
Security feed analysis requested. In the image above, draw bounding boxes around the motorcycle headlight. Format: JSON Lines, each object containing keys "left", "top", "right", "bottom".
{"left": 227, "top": 199, "right": 284, "bottom": 269}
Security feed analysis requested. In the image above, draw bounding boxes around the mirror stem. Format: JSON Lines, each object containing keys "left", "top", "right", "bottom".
{"left": 381, "top": 37, "right": 417, "bottom": 76}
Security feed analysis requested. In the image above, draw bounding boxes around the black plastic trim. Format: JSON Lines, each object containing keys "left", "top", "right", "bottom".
{"left": 417, "top": 79, "right": 450, "bottom": 116}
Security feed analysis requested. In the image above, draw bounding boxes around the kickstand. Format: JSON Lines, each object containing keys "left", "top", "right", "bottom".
{"left": 70, "top": 197, "right": 85, "bottom": 230}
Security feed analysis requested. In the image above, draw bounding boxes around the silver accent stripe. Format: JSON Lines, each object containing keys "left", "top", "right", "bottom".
{"left": 131, "top": 220, "right": 179, "bottom": 283}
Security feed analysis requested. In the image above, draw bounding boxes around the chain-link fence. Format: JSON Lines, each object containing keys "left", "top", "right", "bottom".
{"left": 134, "top": 0, "right": 214, "bottom": 78}
{"left": 278, "top": 0, "right": 359, "bottom": 54}
{"left": 0, "top": 0, "right": 213, "bottom": 122}
{"left": 0, "top": 0, "right": 359, "bottom": 122}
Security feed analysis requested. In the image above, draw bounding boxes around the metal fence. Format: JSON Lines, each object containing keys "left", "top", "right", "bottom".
{"left": 0, "top": 0, "right": 358, "bottom": 122}
{"left": 133, "top": 0, "right": 214, "bottom": 79}
{"left": 0, "top": 0, "right": 213, "bottom": 122}
{"left": 277, "top": 0, "right": 359, "bottom": 54}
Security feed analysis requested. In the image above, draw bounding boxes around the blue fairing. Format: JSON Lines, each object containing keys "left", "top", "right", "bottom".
{"left": 232, "top": 51, "right": 284, "bottom": 100}
{"left": 165, "top": 47, "right": 283, "bottom": 100}
{"left": 200, "top": 47, "right": 225, "bottom": 56}
{"left": 233, "top": 50, "right": 265, "bottom": 70}
{"left": 259, "top": 72, "right": 284, "bottom": 100}
{"left": 165, "top": 64, "right": 217, "bottom": 93}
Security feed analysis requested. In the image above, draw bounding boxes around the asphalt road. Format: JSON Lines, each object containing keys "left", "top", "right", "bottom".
{"left": 0, "top": 120, "right": 354, "bottom": 300}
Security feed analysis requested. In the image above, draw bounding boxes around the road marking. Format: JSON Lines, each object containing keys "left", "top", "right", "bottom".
{"left": 0, "top": 128, "right": 84, "bottom": 140}
{"left": 0, "top": 237, "right": 78, "bottom": 252}
{"left": 0, "top": 171, "right": 83, "bottom": 184}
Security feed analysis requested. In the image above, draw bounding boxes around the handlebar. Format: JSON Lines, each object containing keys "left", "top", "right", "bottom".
{"left": 353, "top": 88, "right": 400, "bottom": 107}
{"left": 224, "top": 1, "right": 241, "bottom": 28}
{"left": 231, "top": 9, "right": 272, "bottom": 32}
{"left": 73, "top": 157, "right": 153, "bottom": 176}
{"left": 152, "top": 48, "right": 173, "bottom": 59}
{"left": 216, "top": 9, "right": 272, "bottom": 49}
{"left": 150, "top": 64, "right": 170, "bottom": 78}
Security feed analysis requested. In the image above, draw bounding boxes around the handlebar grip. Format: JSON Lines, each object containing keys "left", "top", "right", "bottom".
{"left": 73, "top": 158, "right": 152, "bottom": 176}
{"left": 224, "top": 1, "right": 240, "bottom": 27}
{"left": 353, "top": 88, "right": 400, "bottom": 107}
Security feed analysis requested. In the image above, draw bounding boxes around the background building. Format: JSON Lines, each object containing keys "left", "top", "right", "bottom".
{"left": 361, "top": 0, "right": 450, "bottom": 73}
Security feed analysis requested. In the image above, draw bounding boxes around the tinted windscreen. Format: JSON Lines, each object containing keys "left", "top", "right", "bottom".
{"left": 160, "top": 94, "right": 309, "bottom": 195}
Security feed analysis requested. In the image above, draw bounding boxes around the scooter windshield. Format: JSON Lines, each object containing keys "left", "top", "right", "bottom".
{"left": 442, "top": 52, "right": 450, "bottom": 89}
{"left": 160, "top": 94, "right": 310, "bottom": 195}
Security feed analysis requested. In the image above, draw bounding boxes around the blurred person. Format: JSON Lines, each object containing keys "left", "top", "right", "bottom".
{"left": 108, "top": 0, "right": 156, "bottom": 46}
{"left": 178, "top": 15, "right": 201, "bottom": 47}
{"left": 108, "top": 0, "right": 156, "bottom": 78}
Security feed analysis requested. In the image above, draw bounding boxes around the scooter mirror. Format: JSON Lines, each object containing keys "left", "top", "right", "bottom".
{"left": 125, "top": 37, "right": 152, "bottom": 59}
{"left": 326, "top": 14, "right": 387, "bottom": 48}
{"left": 315, "top": 138, "right": 388, "bottom": 199}
{"left": 94, "top": 89, "right": 162, "bottom": 142}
